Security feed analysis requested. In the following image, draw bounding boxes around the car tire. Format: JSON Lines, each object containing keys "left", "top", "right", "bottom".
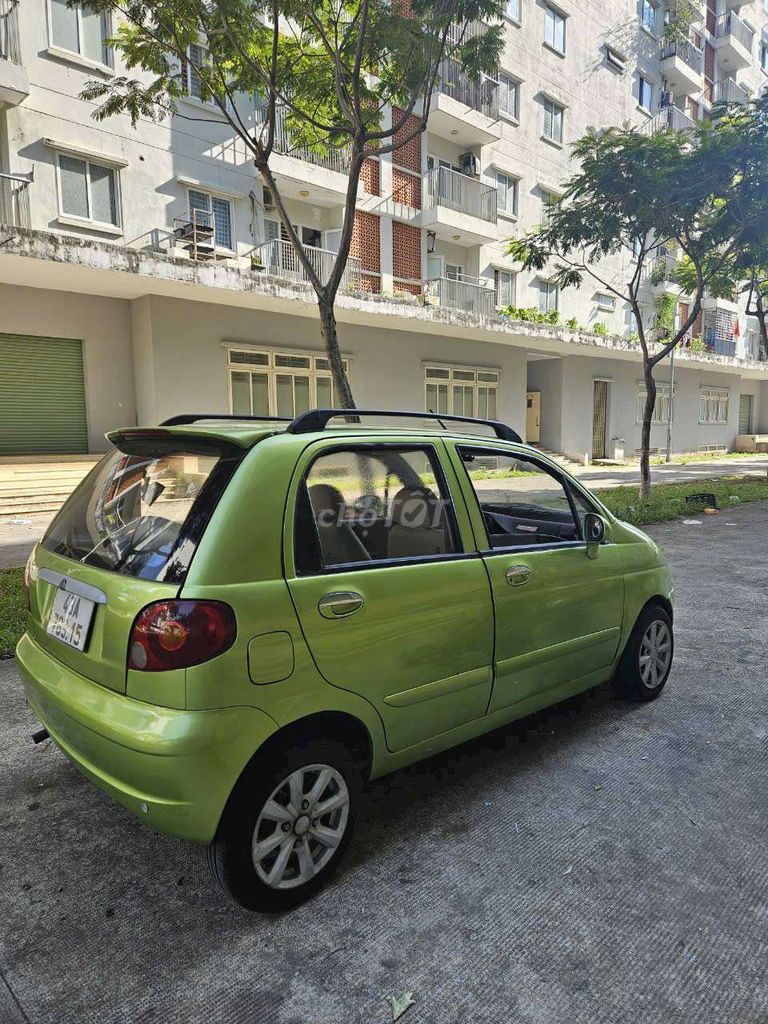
{"left": 207, "top": 737, "right": 361, "bottom": 912}
{"left": 613, "top": 604, "right": 674, "bottom": 702}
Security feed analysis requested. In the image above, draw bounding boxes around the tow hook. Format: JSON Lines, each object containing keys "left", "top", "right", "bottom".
{"left": 32, "top": 728, "right": 49, "bottom": 745}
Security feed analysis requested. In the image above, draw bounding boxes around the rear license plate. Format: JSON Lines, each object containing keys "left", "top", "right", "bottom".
{"left": 46, "top": 588, "right": 95, "bottom": 652}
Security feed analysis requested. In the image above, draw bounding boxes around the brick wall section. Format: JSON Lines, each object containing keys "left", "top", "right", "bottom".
{"left": 393, "top": 280, "right": 422, "bottom": 297}
{"left": 392, "top": 107, "right": 423, "bottom": 174}
{"left": 392, "top": 168, "right": 421, "bottom": 209}
{"left": 350, "top": 211, "right": 381, "bottom": 274}
{"left": 392, "top": 222, "right": 421, "bottom": 283}
{"left": 360, "top": 273, "right": 381, "bottom": 293}
{"left": 361, "top": 158, "right": 380, "bottom": 197}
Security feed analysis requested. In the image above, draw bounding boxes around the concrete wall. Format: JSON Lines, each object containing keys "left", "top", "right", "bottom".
{"left": 0, "top": 283, "right": 134, "bottom": 451}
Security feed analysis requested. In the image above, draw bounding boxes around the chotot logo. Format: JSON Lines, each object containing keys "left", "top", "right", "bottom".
{"left": 398, "top": 496, "right": 432, "bottom": 529}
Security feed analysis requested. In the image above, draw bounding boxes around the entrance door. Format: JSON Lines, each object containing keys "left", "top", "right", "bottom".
{"left": 738, "top": 394, "right": 754, "bottom": 434}
{"left": 526, "top": 391, "right": 541, "bottom": 444}
{"left": 592, "top": 380, "right": 609, "bottom": 460}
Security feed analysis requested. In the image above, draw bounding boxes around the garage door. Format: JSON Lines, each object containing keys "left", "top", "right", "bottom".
{"left": 0, "top": 334, "right": 88, "bottom": 454}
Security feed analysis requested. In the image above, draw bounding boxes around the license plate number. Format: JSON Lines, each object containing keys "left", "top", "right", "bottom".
{"left": 46, "top": 588, "right": 95, "bottom": 652}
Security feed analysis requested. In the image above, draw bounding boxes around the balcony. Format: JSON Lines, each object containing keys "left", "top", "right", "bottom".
{"left": 0, "top": 171, "right": 32, "bottom": 229}
{"left": 660, "top": 39, "right": 704, "bottom": 95}
{"left": 714, "top": 12, "right": 753, "bottom": 70}
{"left": 640, "top": 103, "right": 696, "bottom": 135}
{"left": 0, "top": 0, "right": 29, "bottom": 107}
{"left": 714, "top": 78, "right": 751, "bottom": 105}
{"left": 430, "top": 60, "right": 501, "bottom": 147}
{"left": 701, "top": 305, "right": 737, "bottom": 354}
{"left": 424, "top": 274, "right": 495, "bottom": 317}
{"left": 255, "top": 104, "right": 352, "bottom": 176}
{"left": 252, "top": 238, "right": 362, "bottom": 290}
{"left": 421, "top": 166, "right": 499, "bottom": 246}
{"left": 643, "top": 251, "right": 682, "bottom": 290}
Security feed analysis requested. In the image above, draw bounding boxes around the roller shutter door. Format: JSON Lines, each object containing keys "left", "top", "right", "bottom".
{"left": 0, "top": 334, "right": 88, "bottom": 454}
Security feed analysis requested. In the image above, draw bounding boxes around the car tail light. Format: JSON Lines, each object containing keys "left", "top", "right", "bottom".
{"left": 23, "top": 551, "right": 34, "bottom": 611}
{"left": 129, "top": 600, "right": 236, "bottom": 672}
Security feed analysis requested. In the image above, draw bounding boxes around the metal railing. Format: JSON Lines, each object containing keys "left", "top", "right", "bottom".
{"left": 715, "top": 78, "right": 751, "bottom": 104}
{"left": 640, "top": 104, "right": 696, "bottom": 134}
{"left": 644, "top": 251, "right": 680, "bottom": 285}
{"left": 255, "top": 104, "right": 352, "bottom": 175}
{"left": 435, "top": 59, "right": 499, "bottom": 120}
{"left": 253, "top": 238, "right": 362, "bottom": 289}
{"left": 425, "top": 274, "right": 495, "bottom": 317}
{"left": 716, "top": 12, "right": 754, "bottom": 53}
{"left": 0, "top": 171, "right": 32, "bottom": 229}
{"left": 708, "top": 338, "right": 737, "bottom": 356}
{"left": 660, "top": 38, "right": 704, "bottom": 74}
{"left": 0, "top": 0, "right": 21, "bottom": 64}
{"left": 424, "top": 166, "right": 497, "bottom": 224}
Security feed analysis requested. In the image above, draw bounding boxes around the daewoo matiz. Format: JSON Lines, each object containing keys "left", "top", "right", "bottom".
{"left": 18, "top": 409, "right": 674, "bottom": 911}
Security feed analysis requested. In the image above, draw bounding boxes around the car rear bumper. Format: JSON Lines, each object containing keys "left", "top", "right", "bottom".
{"left": 17, "top": 632, "right": 277, "bottom": 843}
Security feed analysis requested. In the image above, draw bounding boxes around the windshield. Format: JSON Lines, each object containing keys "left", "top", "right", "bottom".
{"left": 42, "top": 446, "right": 237, "bottom": 583}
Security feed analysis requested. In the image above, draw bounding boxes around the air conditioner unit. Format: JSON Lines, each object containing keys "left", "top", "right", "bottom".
{"left": 262, "top": 186, "right": 275, "bottom": 210}
{"left": 459, "top": 151, "right": 478, "bottom": 176}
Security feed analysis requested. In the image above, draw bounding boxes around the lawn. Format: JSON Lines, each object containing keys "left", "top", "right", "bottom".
{"left": 0, "top": 567, "right": 25, "bottom": 659}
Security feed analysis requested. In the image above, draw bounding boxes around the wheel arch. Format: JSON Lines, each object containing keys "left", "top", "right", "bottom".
{"left": 642, "top": 594, "right": 673, "bottom": 623}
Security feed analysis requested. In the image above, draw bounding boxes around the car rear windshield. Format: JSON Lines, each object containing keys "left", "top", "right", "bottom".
{"left": 42, "top": 444, "right": 239, "bottom": 583}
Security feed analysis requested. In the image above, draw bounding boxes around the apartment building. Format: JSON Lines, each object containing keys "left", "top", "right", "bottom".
{"left": 1, "top": 0, "right": 767, "bottom": 460}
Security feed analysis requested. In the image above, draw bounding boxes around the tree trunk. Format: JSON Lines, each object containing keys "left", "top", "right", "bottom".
{"left": 755, "top": 288, "right": 768, "bottom": 361}
{"left": 639, "top": 361, "right": 657, "bottom": 501}
{"left": 317, "top": 294, "right": 355, "bottom": 409}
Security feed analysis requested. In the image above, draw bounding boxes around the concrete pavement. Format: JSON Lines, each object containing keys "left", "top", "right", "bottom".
{"left": 0, "top": 502, "right": 766, "bottom": 1023}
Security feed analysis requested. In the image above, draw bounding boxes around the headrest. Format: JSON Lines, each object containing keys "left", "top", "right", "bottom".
{"left": 308, "top": 483, "right": 345, "bottom": 520}
{"left": 390, "top": 485, "right": 441, "bottom": 528}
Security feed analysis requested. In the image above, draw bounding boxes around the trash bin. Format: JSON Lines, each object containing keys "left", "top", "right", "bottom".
{"left": 611, "top": 437, "right": 625, "bottom": 461}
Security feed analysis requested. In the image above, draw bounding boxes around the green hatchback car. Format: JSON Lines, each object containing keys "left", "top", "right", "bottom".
{"left": 18, "top": 409, "right": 674, "bottom": 910}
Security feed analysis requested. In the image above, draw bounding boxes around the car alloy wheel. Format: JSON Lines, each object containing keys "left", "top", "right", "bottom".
{"left": 638, "top": 620, "right": 672, "bottom": 689}
{"left": 251, "top": 764, "right": 350, "bottom": 890}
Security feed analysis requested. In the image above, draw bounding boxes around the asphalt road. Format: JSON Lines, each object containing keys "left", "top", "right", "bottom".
{"left": 1, "top": 503, "right": 767, "bottom": 1024}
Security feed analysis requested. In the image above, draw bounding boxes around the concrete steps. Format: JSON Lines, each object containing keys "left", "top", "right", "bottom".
{"left": 530, "top": 446, "right": 582, "bottom": 470}
{"left": 0, "top": 456, "right": 99, "bottom": 517}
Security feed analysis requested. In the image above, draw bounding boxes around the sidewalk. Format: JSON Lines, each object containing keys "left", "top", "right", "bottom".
{"left": 1, "top": 456, "right": 766, "bottom": 570}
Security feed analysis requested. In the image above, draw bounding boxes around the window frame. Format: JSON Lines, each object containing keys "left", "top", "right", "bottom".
{"left": 699, "top": 386, "right": 730, "bottom": 425}
{"left": 605, "top": 46, "right": 626, "bottom": 72}
{"left": 55, "top": 151, "right": 122, "bottom": 230}
{"left": 227, "top": 347, "right": 350, "bottom": 418}
{"left": 543, "top": 3, "right": 566, "bottom": 53}
{"left": 495, "top": 169, "right": 519, "bottom": 217}
{"left": 424, "top": 364, "right": 500, "bottom": 420}
{"left": 638, "top": 74, "right": 653, "bottom": 112}
{"left": 494, "top": 268, "right": 517, "bottom": 307}
{"left": 537, "top": 278, "right": 559, "bottom": 313}
{"left": 636, "top": 381, "right": 674, "bottom": 424}
{"left": 187, "top": 188, "right": 233, "bottom": 251}
{"left": 595, "top": 291, "right": 617, "bottom": 311}
{"left": 504, "top": 0, "right": 522, "bottom": 24}
{"left": 290, "top": 442, "right": 467, "bottom": 577}
{"left": 498, "top": 72, "right": 521, "bottom": 120}
{"left": 48, "top": 0, "right": 113, "bottom": 68}
{"left": 542, "top": 97, "right": 565, "bottom": 143}
{"left": 455, "top": 444, "right": 597, "bottom": 553}
{"left": 641, "top": 0, "right": 658, "bottom": 36}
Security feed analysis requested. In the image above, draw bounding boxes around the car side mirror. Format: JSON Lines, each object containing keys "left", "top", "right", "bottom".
{"left": 584, "top": 513, "right": 607, "bottom": 558}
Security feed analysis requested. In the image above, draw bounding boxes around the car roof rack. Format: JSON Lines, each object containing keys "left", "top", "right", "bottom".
{"left": 160, "top": 413, "right": 292, "bottom": 427}
{"left": 286, "top": 409, "right": 523, "bottom": 443}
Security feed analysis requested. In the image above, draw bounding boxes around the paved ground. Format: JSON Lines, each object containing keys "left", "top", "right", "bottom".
{"left": 1, "top": 455, "right": 766, "bottom": 570}
{"left": 1, "top": 502, "right": 766, "bottom": 1023}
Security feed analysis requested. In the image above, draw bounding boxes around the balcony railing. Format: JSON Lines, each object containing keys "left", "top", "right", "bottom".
{"left": 0, "top": 171, "right": 32, "bottom": 229}
{"left": 425, "top": 274, "right": 495, "bottom": 317}
{"left": 255, "top": 104, "right": 352, "bottom": 175}
{"left": 715, "top": 78, "right": 751, "bottom": 105}
{"left": 435, "top": 59, "right": 499, "bottom": 120}
{"left": 0, "top": 0, "right": 21, "bottom": 64}
{"left": 660, "top": 38, "right": 704, "bottom": 74}
{"left": 644, "top": 251, "right": 680, "bottom": 285}
{"left": 640, "top": 103, "right": 696, "bottom": 134}
{"left": 253, "top": 238, "right": 362, "bottom": 289}
{"left": 702, "top": 308, "right": 737, "bottom": 354}
{"left": 715, "top": 12, "right": 754, "bottom": 53}
{"left": 424, "top": 167, "right": 497, "bottom": 224}
{"left": 708, "top": 338, "right": 737, "bottom": 356}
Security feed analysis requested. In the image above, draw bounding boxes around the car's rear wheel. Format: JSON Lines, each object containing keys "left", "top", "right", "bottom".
{"left": 613, "top": 604, "right": 674, "bottom": 702}
{"left": 207, "top": 738, "right": 361, "bottom": 911}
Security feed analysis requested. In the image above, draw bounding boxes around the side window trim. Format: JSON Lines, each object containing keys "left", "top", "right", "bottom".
{"left": 292, "top": 441, "right": 466, "bottom": 577}
{"left": 455, "top": 443, "right": 587, "bottom": 552}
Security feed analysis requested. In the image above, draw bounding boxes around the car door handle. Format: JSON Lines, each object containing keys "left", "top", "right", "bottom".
{"left": 318, "top": 591, "right": 365, "bottom": 618}
{"left": 505, "top": 565, "right": 533, "bottom": 587}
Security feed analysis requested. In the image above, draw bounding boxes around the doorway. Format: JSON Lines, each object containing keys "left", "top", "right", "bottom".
{"left": 738, "top": 394, "right": 754, "bottom": 434}
{"left": 592, "top": 379, "right": 610, "bottom": 460}
{"left": 526, "top": 391, "right": 541, "bottom": 444}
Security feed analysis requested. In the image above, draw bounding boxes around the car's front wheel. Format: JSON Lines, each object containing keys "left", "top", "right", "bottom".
{"left": 207, "top": 738, "right": 360, "bottom": 911}
{"left": 613, "top": 603, "right": 674, "bottom": 702}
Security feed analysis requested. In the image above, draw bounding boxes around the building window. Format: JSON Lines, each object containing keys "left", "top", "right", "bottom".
{"left": 228, "top": 349, "right": 349, "bottom": 417}
{"left": 542, "top": 98, "right": 564, "bottom": 142}
{"left": 595, "top": 292, "right": 616, "bottom": 311}
{"left": 537, "top": 279, "right": 559, "bottom": 313}
{"left": 495, "top": 170, "right": 518, "bottom": 217}
{"left": 446, "top": 263, "right": 464, "bottom": 281}
{"left": 637, "top": 382, "right": 674, "bottom": 424}
{"left": 425, "top": 366, "right": 499, "bottom": 419}
{"left": 182, "top": 43, "right": 213, "bottom": 102}
{"left": 544, "top": 4, "right": 566, "bottom": 52}
{"left": 760, "top": 40, "right": 768, "bottom": 72}
{"left": 641, "top": 0, "right": 658, "bottom": 35}
{"left": 498, "top": 73, "right": 520, "bottom": 119}
{"left": 639, "top": 75, "right": 653, "bottom": 111}
{"left": 494, "top": 269, "right": 516, "bottom": 307}
{"left": 606, "top": 47, "right": 626, "bottom": 72}
{"left": 57, "top": 153, "right": 120, "bottom": 227}
{"left": 699, "top": 386, "right": 730, "bottom": 424}
{"left": 49, "top": 0, "right": 112, "bottom": 65}
{"left": 188, "top": 189, "right": 233, "bottom": 250}
{"left": 505, "top": 0, "right": 521, "bottom": 22}
{"left": 540, "top": 189, "right": 557, "bottom": 224}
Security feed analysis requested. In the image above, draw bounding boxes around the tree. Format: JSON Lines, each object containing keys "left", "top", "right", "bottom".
{"left": 507, "top": 101, "right": 768, "bottom": 498}
{"left": 80, "top": 0, "right": 503, "bottom": 409}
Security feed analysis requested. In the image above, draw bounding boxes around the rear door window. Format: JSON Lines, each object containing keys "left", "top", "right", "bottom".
{"left": 42, "top": 445, "right": 238, "bottom": 582}
{"left": 295, "top": 446, "right": 460, "bottom": 574}
{"left": 458, "top": 447, "right": 583, "bottom": 548}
